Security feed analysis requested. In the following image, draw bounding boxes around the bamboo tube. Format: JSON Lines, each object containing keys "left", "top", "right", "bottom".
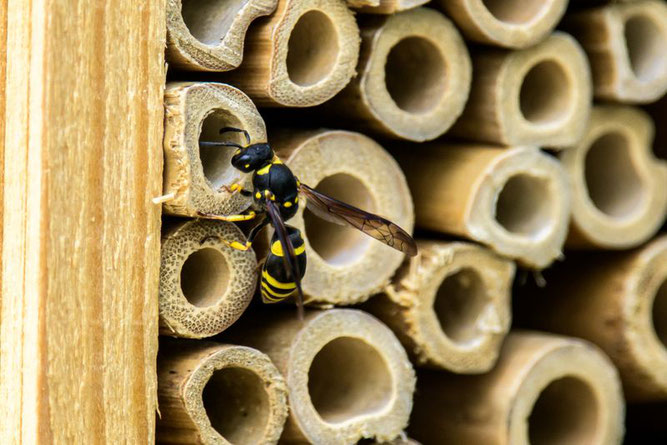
{"left": 516, "top": 236, "right": 667, "bottom": 401}
{"left": 449, "top": 32, "right": 592, "bottom": 148}
{"left": 165, "top": 0, "right": 277, "bottom": 71}
{"left": 322, "top": 8, "right": 471, "bottom": 142}
{"left": 159, "top": 219, "right": 257, "bottom": 339}
{"left": 560, "top": 106, "right": 667, "bottom": 249}
{"left": 409, "top": 331, "right": 625, "bottom": 445}
{"left": 162, "top": 82, "right": 266, "bottom": 217}
{"left": 270, "top": 129, "right": 414, "bottom": 305}
{"left": 350, "top": 0, "right": 429, "bottom": 14}
{"left": 157, "top": 341, "right": 288, "bottom": 444}
{"left": 221, "top": 0, "right": 360, "bottom": 107}
{"left": 364, "top": 241, "right": 515, "bottom": 373}
{"left": 394, "top": 144, "right": 569, "bottom": 269}
{"left": 435, "top": 0, "right": 568, "bottom": 48}
{"left": 223, "top": 309, "right": 415, "bottom": 444}
{"left": 565, "top": 0, "right": 667, "bottom": 103}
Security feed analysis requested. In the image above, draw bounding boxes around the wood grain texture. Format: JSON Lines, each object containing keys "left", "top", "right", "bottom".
{"left": 0, "top": 1, "right": 165, "bottom": 443}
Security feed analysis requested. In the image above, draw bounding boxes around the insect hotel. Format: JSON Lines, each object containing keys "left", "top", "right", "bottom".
{"left": 2, "top": 0, "right": 666, "bottom": 443}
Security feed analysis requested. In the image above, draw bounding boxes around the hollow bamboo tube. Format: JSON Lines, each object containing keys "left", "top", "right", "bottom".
{"left": 323, "top": 8, "right": 471, "bottom": 142}
{"left": 449, "top": 32, "right": 592, "bottom": 148}
{"left": 221, "top": 0, "right": 360, "bottom": 107}
{"left": 394, "top": 144, "right": 569, "bottom": 269}
{"left": 565, "top": 0, "right": 667, "bottom": 103}
{"left": 162, "top": 82, "right": 266, "bottom": 217}
{"left": 434, "top": 0, "right": 567, "bottom": 48}
{"left": 409, "top": 331, "right": 625, "bottom": 445}
{"left": 516, "top": 236, "right": 667, "bottom": 401}
{"left": 364, "top": 241, "right": 515, "bottom": 373}
{"left": 159, "top": 219, "right": 257, "bottom": 339}
{"left": 166, "top": 0, "right": 277, "bottom": 71}
{"left": 269, "top": 129, "right": 414, "bottom": 305}
{"left": 560, "top": 106, "right": 667, "bottom": 249}
{"left": 222, "top": 308, "right": 415, "bottom": 444}
{"left": 350, "top": 0, "right": 429, "bottom": 14}
{"left": 157, "top": 340, "right": 288, "bottom": 445}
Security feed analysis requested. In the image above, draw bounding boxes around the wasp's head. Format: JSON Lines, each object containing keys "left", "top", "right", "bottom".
{"left": 231, "top": 143, "right": 273, "bottom": 173}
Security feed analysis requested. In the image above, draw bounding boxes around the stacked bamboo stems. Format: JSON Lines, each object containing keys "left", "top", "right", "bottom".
{"left": 157, "top": 0, "right": 667, "bottom": 442}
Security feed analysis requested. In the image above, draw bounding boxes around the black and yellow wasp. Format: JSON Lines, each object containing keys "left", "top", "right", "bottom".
{"left": 200, "top": 127, "right": 417, "bottom": 318}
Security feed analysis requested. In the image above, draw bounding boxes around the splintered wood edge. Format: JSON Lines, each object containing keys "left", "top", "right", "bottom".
{"left": 561, "top": 106, "right": 667, "bottom": 249}
{"left": 157, "top": 342, "right": 288, "bottom": 444}
{"left": 365, "top": 241, "right": 515, "bottom": 373}
{"left": 436, "top": 0, "right": 567, "bottom": 48}
{"left": 166, "top": 0, "right": 278, "bottom": 71}
{"left": 271, "top": 130, "right": 414, "bottom": 305}
{"left": 332, "top": 7, "right": 471, "bottom": 141}
{"left": 162, "top": 82, "right": 265, "bottom": 217}
{"left": 159, "top": 220, "right": 258, "bottom": 338}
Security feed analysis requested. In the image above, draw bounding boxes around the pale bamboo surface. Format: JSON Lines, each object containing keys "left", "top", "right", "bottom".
{"left": 364, "top": 241, "right": 515, "bottom": 373}
{"left": 162, "top": 82, "right": 265, "bottom": 217}
{"left": 394, "top": 144, "right": 570, "bottom": 269}
{"left": 516, "top": 236, "right": 667, "bottom": 402}
{"left": 159, "top": 220, "right": 258, "bottom": 339}
{"left": 222, "top": 0, "right": 360, "bottom": 107}
{"left": 353, "top": 0, "right": 429, "bottom": 14}
{"left": 435, "top": 0, "right": 568, "bottom": 48}
{"left": 450, "top": 32, "right": 592, "bottom": 148}
{"left": 223, "top": 309, "right": 415, "bottom": 444}
{"left": 323, "top": 7, "right": 471, "bottom": 142}
{"left": 157, "top": 341, "right": 288, "bottom": 445}
{"left": 566, "top": 0, "right": 667, "bottom": 103}
{"left": 409, "top": 331, "right": 625, "bottom": 444}
{"left": 0, "top": 1, "right": 165, "bottom": 443}
{"left": 270, "top": 129, "right": 414, "bottom": 305}
{"left": 561, "top": 106, "right": 667, "bottom": 249}
{"left": 166, "top": 0, "right": 277, "bottom": 72}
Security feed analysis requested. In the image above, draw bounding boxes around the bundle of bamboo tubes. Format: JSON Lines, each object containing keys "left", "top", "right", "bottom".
{"left": 155, "top": 0, "right": 667, "bottom": 443}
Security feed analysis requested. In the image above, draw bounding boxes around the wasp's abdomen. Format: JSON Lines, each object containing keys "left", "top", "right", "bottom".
{"left": 261, "top": 227, "right": 307, "bottom": 303}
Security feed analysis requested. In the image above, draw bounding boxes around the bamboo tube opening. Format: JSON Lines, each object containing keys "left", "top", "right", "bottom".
{"left": 180, "top": 247, "right": 231, "bottom": 308}
{"left": 286, "top": 10, "right": 339, "bottom": 87}
{"left": 198, "top": 110, "right": 245, "bottom": 190}
{"left": 624, "top": 15, "right": 667, "bottom": 83}
{"left": 308, "top": 337, "right": 393, "bottom": 424}
{"left": 528, "top": 377, "right": 599, "bottom": 445}
{"left": 303, "top": 173, "right": 375, "bottom": 266}
{"left": 434, "top": 268, "right": 488, "bottom": 345}
{"left": 202, "top": 367, "right": 271, "bottom": 444}
{"left": 584, "top": 132, "right": 644, "bottom": 218}
{"left": 481, "top": 0, "right": 549, "bottom": 25}
{"left": 653, "top": 280, "right": 667, "bottom": 348}
{"left": 519, "top": 60, "right": 572, "bottom": 125}
{"left": 385, "top": 37, "right": 447, "bottom": 114}
{"left": 180, "top": 0, "right": 247, "bottom": 46}
{"left": 495, "top": 174, "right": 552, "bottom": 239}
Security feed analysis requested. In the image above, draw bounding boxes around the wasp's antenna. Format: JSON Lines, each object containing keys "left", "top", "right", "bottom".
{"left": 219, "top": 126, "right": 251, "bottom": 145}
{"left": 199, "top": 141, "right": 244, "bottom": 150}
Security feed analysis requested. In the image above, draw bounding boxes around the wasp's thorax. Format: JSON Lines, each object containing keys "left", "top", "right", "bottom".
{"left": 231, "top": 143, "right": 274, "bottom": 173}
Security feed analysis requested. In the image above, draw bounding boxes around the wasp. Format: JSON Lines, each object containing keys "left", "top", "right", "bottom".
{"left": 199, "top": 127, "right": 417, "bottom": 319}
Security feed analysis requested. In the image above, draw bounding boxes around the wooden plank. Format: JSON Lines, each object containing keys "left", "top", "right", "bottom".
{"left": 0, "top": 0, "right": 165, "bottom": 442}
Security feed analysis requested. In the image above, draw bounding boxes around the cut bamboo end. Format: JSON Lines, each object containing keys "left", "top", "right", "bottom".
{"left": 436, "top": 0, "right": 568, "bottom": 48}
{"left": 450, "top": 32, "right": 592, "bottom": 148}
{"left": 395, "top": 144, "right": 569, "bottom": 269}
{"left": 561, "top": 106, "right": 667, "bottom": 249}
{"left": 225, "top": 309, "right": 415, "bottom": 444}
{"left": 364, "top": 241, "right": 515, "bottom": 373}
{"left": 352, "top": 0, "right": 429, "bottom": 14}
{"left": 518, "top": 236, "right": 667, "bottom": 401}
{"left": 222, "top": 0, "right": 360, "bottom": 107}
{"left": 566, "top": 0, "right": 667, "bottom": 103}
{"left": 162, "top": 82, "right": 266, "bottom": 217}
{"left": 159, "top": 220, "right": 257, "bottom": 339}
{"left": 270, "top": 130, "right": 414, "bottom": 305}
{"left": 157, "top": 341, "right": 288, "bottom": 445}
{"left": 409, "top": 332, "right": 625, "bottom": 445}
{"left": 324, "top": 8, "right": 471, "bottom": 142}
{"left": 166, "top": 0, "right": 277, "bottom": 71}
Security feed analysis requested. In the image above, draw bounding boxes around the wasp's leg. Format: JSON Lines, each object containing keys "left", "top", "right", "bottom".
{"left": 199, "top": 234, "right": 252, "bottom": 251}
{"left": 197, "top": 210, "right": 258, "bottom": 222}
{"left": 219, "top": 182, "right": 252, "bottom": 197}
{"left": 218, "top": 127, "right": 251, "bottom": 144}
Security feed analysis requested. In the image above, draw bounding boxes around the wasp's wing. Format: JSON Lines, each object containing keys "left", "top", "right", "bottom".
{"left": 299, "top": 183, "right": 418, "bottom": 256}
{"left": 265, "top": 197, "right": 305, "bottom": 320}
